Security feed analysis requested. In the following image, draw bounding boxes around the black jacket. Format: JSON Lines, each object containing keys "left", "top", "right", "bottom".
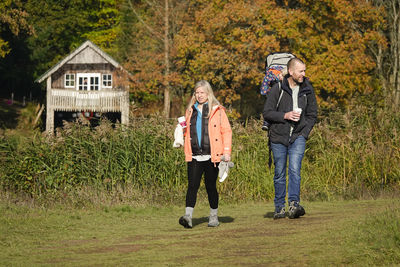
{"left": 263, "top": 76, "right": 318, "bottom": 146}
{"left": 190, "top": 103, "right": 211, "bottom": 155}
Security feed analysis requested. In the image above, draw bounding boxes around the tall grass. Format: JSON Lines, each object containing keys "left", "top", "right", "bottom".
{"left": 0, "top": 104, "right": 399, "bottom": 206}
{"left": 0, "top": 118, "right": 188, "bottom": 205}
{"left": 303, "top": 104, "right": 400, "bottom": 200}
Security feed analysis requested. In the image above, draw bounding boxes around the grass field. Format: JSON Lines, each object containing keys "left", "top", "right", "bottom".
{"left": 1, "top": 198, "right": 400, "bottom": 266}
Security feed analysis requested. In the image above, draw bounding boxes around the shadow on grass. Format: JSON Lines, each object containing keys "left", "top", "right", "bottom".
{"left": 0, "top": 99, "right": 19, "bottom": 129}
{"left": 265, "top": 211, "right": 292, "bottom": 218}
{"left": 264, "top": 212, "right": 274, "bottom": 218}
{"left": 264, "top": 211, "right": 292, "bottom": 218}
{"left": 192, "top": 216, "right": 234, "bottom": 227}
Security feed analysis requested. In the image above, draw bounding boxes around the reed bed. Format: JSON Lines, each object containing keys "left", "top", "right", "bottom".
{"left": 0, "top": 105, "right": 399, "bottom": 206}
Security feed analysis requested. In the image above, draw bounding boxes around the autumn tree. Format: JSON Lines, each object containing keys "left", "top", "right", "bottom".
{"left": 120, "top": 0, "right": 187, "bottom": 117}
{"left": 175, "top": 0, "right": 288, "bottom": 118}
{"left": 291, "top": 0, "right": 385, "bottom": 109}
{"left": 174, "top": 0, "right": 384, "bottom": 116}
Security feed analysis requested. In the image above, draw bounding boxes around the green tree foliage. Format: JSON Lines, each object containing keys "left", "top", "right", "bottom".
{"left": 82, "top": 0, "right": 122, "bottom": 56}
{"left": 0, "top": 0, "right": 121, "bottom": 100}
{"left": 0, "top": 0, "right": 33, "bottom": 57}
{"left": 0, "top": 0, "right": 35, "bottom": 99}
{"left": 26, "top": 0, "right": 122, "bottom": 77}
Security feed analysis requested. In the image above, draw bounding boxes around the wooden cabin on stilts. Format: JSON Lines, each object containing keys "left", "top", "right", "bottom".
{"left": 36, "top": 40, "right": 129, "bottom": 133}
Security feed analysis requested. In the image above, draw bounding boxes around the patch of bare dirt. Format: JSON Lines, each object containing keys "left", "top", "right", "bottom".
{"left": 78, "top": 244, "right": 144, "bottom": 254}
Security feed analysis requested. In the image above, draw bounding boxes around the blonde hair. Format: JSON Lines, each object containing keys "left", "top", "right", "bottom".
{"left": 187, "top": 80, "right": 220, "bottom": 117}
{"left": 281, "top": 67, "right": 288, "bottom": 76}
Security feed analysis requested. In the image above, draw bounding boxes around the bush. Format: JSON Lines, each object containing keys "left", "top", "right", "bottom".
{"left": 0, "top": 104, "right": 399, "bottom": 205}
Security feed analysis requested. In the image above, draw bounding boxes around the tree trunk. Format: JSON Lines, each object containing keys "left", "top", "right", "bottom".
{"left": 163, "top": 0, "right": 171, "bottom": 118}
{"left": 372, "top": 0, "right": 400, "bottom": 107}
{"left": 393, "top": 0, "right": 400, "bottom": 106}
{"left": 387, "top": 0, "right": 400, "bottom": 107}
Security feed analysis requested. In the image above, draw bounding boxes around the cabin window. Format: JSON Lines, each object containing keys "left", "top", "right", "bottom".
{"left": 77, "top": 73, "right": 100, "bottom": 91}
{"left": 102, "top": 74, "right": 112, "bottom": 88}
{"left": 89, "top": 76, "right": 99, "bottom": 90}
{"left": 65, "top": 74, "right": 75, "bottom": 88}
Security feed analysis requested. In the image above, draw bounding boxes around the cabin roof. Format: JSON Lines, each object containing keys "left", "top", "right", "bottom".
{"left": 36, "top": 40, "right": 124, "bottom": 83}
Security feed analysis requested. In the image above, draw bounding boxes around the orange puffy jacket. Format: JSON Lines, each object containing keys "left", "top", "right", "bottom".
{"left": 184, "top": 105, "right": 232, "bottom": 163}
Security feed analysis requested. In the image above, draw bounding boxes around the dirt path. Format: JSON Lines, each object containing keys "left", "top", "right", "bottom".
{"left": 1, "top": 198, "right": 398, "bottom": 266}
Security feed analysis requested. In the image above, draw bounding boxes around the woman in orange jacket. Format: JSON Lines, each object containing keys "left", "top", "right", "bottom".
{"left": 179, "top": 80, "right": 232, "bottom": 229}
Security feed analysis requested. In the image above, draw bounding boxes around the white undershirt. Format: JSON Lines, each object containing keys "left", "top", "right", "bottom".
{"left": 192, "top": 155, "right": 211, "bottom": 162}
{"left": 290, "top": 85, "right": 299, "bottom": 136}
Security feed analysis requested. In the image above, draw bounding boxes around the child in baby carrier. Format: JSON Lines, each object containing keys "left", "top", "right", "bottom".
{"left": 261, "top": 67, "right": 287, "bottom": 131}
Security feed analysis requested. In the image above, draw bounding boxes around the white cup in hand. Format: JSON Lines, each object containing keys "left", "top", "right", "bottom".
{"left": 293, "top": 108, "right": 302, "bottom": 121}
{"left": 294, "top": 108, "right": 302, "bottom": 114}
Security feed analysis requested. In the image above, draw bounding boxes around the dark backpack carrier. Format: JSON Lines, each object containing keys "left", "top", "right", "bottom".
{"left": 260, "top": 52, "right": 296, "bottom": 167}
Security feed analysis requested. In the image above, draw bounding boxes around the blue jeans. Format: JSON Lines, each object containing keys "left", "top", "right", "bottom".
{"left": 271, "top": 136, "right": 306, "bottom": 212}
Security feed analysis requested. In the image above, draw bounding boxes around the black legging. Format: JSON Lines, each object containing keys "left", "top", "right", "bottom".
{"left": 186, "top": 159, "right": 219, "bottom": 209}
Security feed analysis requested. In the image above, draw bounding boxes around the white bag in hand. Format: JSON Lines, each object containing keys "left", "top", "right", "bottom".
{"left": 173, "top": 124, "right": 184, "bottom": 148}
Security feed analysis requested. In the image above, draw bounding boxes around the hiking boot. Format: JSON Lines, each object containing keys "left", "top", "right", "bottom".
{"left": 288, "top": 201, "right": 306, "bottom": 219}
{"left": 273, "top": 207, "right": 286, "bottom": 220}
{"left": 208, "top": 214, "right": 219, "bottom": 227}
{"left": 179, "top": 215, "right": 192, "bottom": 228}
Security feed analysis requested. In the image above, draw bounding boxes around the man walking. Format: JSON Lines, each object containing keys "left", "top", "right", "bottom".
{"left": 263, "top": 57, "right": 318, "bottom": 219}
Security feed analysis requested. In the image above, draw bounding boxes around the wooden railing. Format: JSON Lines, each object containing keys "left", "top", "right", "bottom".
{"left": 49, "top": 88, "right": 129, "bottom": 112}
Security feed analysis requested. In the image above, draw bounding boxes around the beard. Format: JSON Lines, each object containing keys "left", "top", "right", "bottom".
{"left": 293, "top": 76, "right": 304, "bottom": 85}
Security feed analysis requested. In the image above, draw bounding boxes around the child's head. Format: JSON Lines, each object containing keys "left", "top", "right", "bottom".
{"left": 278, "top": 67, "right": 287, "bottom": 80}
